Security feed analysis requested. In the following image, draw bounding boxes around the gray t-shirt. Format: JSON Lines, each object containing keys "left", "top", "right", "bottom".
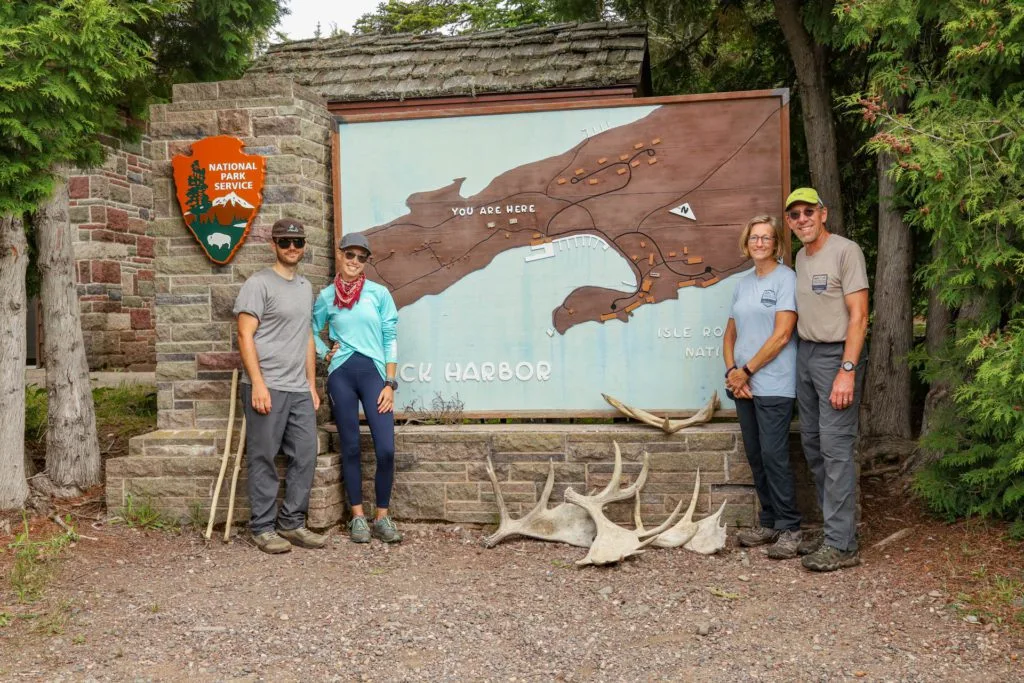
{"left": 729, "top": 264, "right": 797, "bottom": 398}
{"left": 794, "top": 234, "right": 869, "bottom": 342}
{"left": 233, "top": 268, "right": 312, "bottom": 392}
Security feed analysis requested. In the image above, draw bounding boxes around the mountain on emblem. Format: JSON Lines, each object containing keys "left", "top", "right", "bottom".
{"left": 171, "top": 136, "right": 266, "bottom": 265}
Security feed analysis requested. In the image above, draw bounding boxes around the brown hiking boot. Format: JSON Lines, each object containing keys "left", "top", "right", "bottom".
{"left": 797, "top": 528, "right": 825, "bottom": 556}
{"left": 736, "top": 526, "right": 780, "bottom": 547}
{"left": 252, "top": 530, "right": 291, "bottom": 554}
{"left": 277, "top": 526, "right": 327, "bottom": 549}
{"left": 766, "top": 529, "right": 802, "bottom": 560}
{"left": 801, "top": 544, "right": 861, "bottom": 572}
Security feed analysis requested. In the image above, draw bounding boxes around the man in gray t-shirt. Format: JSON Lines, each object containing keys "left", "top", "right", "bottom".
{"left": 785, "top": 188, "right": 869, "bottom": 573}
{"left": 232, "top": 218, "right": 326, "bottom": 554}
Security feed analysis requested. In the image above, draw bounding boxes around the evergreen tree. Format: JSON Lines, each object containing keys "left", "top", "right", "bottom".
{"left": 186, "top": 160, "right": 212, "bottom": 218}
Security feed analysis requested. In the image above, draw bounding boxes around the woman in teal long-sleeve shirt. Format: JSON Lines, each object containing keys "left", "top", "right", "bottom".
{"left": 312, "top": 232, "right": 401, "bottom": 544}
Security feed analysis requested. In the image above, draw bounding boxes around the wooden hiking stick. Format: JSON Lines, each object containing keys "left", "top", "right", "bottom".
{"left": 205, "top": 369, "right": 239, "bottom": 540}
{"left": 223, "top": 414, "right": 247, "bottom": 543}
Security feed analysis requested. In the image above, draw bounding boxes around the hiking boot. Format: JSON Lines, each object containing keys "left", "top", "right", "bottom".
{"left": 252, "top": 530, "right": 291, "bottom": 554}
{"left": 801, "top": 544, "right": 861, "bottom": 572}
{"left": 348, "top": 516, "right": 371, "bottom": 543}
{"left": 766, "top": 529, "right": 802, "bottom": 560}
{"left": 736, "top": 526, "right": 780, "bottom": 547}
{"left": 277, "top": 526, "right": 327, "bottom": 549}
{"left": 371, "top": 516, "right": 403, "bottom": 543}
{"left": 797, "top": 528, "right": 825, "bottom": 556}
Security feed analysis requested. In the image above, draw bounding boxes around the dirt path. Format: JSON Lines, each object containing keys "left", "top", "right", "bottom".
{"left": 2, "top": 515, "right": 1022, "bottom": 682}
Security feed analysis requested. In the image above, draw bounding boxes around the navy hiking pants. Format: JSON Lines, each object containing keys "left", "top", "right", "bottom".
{"left": 327, "top": 352, "right": 396, "bottom": 510}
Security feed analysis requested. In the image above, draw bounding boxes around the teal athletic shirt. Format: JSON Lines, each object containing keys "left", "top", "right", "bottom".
{"left": 312, "top": 279, "right": 398, "bottom": 380}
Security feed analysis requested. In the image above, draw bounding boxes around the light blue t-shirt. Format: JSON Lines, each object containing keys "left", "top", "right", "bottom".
{"left": 729, "top": 265, "right": 797, "bottom": 398}
{"left": 312, "top": 279, "right": 398, "bottom": 380}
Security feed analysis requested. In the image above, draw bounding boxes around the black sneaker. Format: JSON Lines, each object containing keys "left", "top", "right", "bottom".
{"left": 801, "top": 544, "right": 861, "bottom": 572}
{"left": 797, "top": 528, "right": 824, "bottom": 556}
{"left": 736, "top": 526, "right": 780, "bottom": 547}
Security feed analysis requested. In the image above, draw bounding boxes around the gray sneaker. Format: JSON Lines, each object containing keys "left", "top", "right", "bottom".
{"left": 277, "top": 526, "right": 327, "bottom": 549}
{"left": 797, "top": 528, "right": 825, "bottom": 556}
{"left": 252, "top": 530, "right": 291, "bottom": 554}
{"left": 801, "top": 544, "right": 861, "bottom": 572}
{"left": 766, "top": 529, "right": 802, "bottom": 560}
{"left": 348, "top": 516, "right": 371, "bottom": 543}
{"left": 372, "top": 516, "right": 402, "bottom": 543}
{"left": 736, "top": 526, "right": 780, "bottom": 547}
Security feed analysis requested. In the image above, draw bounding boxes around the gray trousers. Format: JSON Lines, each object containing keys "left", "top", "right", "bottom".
{"left": 240, "top": 384, "right": 317, "bottom": 535}
{"left": 796, "top": 340, "right": 865, "bottom": 552}
{"left": 735, "top": 395, "right": 801, "bottom": 531}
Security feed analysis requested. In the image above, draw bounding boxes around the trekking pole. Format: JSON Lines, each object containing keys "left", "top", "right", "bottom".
{"left": 205, "top": 369, "right": 238, "bottom": 540}
{"left": 223, "top": 414, "right": 247, "bottom": 543}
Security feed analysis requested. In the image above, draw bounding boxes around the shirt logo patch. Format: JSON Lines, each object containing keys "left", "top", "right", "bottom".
{"left": 760, "top": 289, "right": 777, "bottom": 308}
{"left": 811, "top": 274, "right": 828, "bottom": 294}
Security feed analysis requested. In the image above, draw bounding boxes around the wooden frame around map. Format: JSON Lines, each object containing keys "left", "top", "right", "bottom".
{"left": 330, "top": 89, "right": 790, "bottom": 419}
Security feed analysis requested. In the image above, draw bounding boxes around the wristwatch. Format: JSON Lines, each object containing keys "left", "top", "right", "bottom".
{"left": 384, "top": 378, "right": 398, "bottom": 390}
{"left": 840, "top": 361, "right": 856, "bottom": 372}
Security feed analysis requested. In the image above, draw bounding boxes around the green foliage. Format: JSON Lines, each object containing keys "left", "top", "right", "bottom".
{"left": 138, "top": 0, "right": 288, "bottom": 101}
{"left": 0, "top": 0, "right": 178, "bottom": 215}
{"left": 6, "top": 515, "right": 78, "bottom": 603}
{"left": 112, "top": 494, "right": 178, "bottom": 531}
{"left": 838, "top": 1, "right": 1024, "bottom": 526}
{"left": 24, "top": 384, "right": 47, "bottom": 443}
{"left": 354, "top": 0, "right": 556, "bottom": 34}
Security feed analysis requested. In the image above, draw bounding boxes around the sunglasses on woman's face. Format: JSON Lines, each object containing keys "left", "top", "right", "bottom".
{"left": 342, "top": 250, "right": 369, "bottom": 263}
{"left": 275, "top": 237, "right": 305, "bottom": 249}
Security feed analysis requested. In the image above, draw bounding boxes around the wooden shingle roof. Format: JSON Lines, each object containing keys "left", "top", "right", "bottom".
{"left": 249, "top": 21, "right": 649, "bottom": 103}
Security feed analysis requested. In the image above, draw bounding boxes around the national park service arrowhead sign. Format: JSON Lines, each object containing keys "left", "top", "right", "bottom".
{"left": 171, "top": 136, "right": 266, "bottom": 265}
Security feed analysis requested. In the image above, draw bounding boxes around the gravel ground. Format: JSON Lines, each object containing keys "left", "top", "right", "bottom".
{"left": 2, "top": 520, "right": 1022, "bottom": 682}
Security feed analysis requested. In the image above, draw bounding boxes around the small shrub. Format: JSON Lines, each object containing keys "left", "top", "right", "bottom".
{"left": 24, "top": 384, "right": 47, "bottom": 443}
{"left": 112, "top": 494, "right": 177, "bottom": 531}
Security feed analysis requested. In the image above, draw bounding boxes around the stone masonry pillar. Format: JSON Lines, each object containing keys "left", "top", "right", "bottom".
{"left": 106, "top": 78, "right": 342, "bottom": 529}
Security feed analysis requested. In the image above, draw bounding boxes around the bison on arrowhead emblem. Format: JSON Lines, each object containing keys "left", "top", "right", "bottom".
{"left": 171, "top": 136, "right": 266, "bottom": 265}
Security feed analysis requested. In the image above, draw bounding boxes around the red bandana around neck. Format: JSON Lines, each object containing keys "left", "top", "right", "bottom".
{"left": 334, "top": 273, "right": 365, "bottom": 309}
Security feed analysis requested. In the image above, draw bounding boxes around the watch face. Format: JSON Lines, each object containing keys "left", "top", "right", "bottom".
{"left": 841, "top": 361, "right": 855, "bottom": 371}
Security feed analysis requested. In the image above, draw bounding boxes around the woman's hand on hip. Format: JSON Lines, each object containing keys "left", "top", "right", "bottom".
{"left": 377, "top": 386, "right": 394, "bottom": 414}
{"left": 325, "top": 342, "right": 340, "bottom": 364}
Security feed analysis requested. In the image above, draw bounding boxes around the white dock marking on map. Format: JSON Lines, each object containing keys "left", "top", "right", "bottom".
{"left": 524, "top": 242, "right": 555, "bottom": 262}
{"left": 670, "top": 203, "right": 696, "bottom": 220}
{"left": 526, "top": 234, "right": 613, "bottom": 262}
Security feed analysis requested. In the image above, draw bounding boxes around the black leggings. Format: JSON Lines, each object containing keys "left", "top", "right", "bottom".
{"left": 327, "top": 352, "right": 396, "bottom": 509}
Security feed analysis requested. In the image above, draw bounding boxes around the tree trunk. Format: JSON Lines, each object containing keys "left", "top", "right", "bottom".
{"left": 0, "top": 213, "right": 30, "bottom": 509}
{"left": 36, "top": 169, "right": 100, "bottom": 495}
{"left": 773, "top": 0, "right": 846, "bottom": 236}
{"left": 862, "top": 152, "right": 913, "bottom": 439}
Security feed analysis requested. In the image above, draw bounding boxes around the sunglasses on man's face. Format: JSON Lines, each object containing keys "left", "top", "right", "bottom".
{"left": 276, "top": 237, "right": 305, "bottom": 249}
{"left": 342, "top": 250, "right": 369, "bottom": 263}
{"left": 787, "top": 207, "right": 818, "bottom": 221}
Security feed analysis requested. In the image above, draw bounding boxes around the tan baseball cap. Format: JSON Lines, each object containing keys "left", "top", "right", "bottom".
{"left": 271, "top": 218, "right": 305, "bottom": 238}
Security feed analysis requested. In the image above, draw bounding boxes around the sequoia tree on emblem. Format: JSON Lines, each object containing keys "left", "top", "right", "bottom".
{"left": 171, "top": 136, "right": 266, "bottom": 264}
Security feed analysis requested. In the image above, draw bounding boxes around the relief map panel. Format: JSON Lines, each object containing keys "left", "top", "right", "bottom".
{"left": 337, "top": 94, "right": 786, "bottom": 413}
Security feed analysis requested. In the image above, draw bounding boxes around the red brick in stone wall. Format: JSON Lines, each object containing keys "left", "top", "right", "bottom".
{"left": 68, "top": 133, "right": 156, "bottom": 371}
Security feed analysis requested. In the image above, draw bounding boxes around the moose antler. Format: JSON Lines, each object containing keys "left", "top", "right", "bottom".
{"left": 564, "top": 442, "right": 684, "bottom": 566}
{"left": 481, "top": 457, "right": 596, "bottom": 549}
{"left": 602, "top": 391, "right": 720, "bottom": 434}
{"left": 634, "top": 469, "right": 728, "bottom": 554}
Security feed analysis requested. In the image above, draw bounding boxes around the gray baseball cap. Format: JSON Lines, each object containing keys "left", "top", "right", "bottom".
{"left": 339, "top": 232, "right": 372, "bottom": 255}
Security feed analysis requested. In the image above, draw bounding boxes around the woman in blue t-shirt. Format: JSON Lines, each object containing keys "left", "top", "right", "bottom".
{"left": 312, "top": 232, "right": 402, "bottom": 544}
{"left": 722, "top": 215, "right": 803, "bottom": 560}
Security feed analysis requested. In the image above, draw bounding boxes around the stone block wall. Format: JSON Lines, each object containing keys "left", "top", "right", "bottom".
{"left": 110, "top": 422, "right": 819, "bottom": 533}
{"left": 147, "top": 78, "right": 335, "bottom": 430}
{"left": 69, "top": 133, "right": 157, "bottom": 370}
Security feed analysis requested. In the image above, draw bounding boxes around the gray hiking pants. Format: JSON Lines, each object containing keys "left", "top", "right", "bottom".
{"left": 240, "top": 384, "right": 317, "bottom": 535}
{"left": 796, "top": 340, "right": 865, "bottom": 552}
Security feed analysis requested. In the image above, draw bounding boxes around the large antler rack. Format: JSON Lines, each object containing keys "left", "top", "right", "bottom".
{"left": 481, "top": 457, "right": 596, "bottom": 549}
{"left": 563, "top": 442, "right": 684, "bottom": 566}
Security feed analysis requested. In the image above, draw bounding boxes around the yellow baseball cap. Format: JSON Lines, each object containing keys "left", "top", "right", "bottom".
{"left": 785, "top": 187, "right": 823, "bottom": 209}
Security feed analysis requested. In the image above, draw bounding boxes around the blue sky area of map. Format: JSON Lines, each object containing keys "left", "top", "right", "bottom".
{"left": 338, "top": 106, "right": 741, "bottom": 411}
